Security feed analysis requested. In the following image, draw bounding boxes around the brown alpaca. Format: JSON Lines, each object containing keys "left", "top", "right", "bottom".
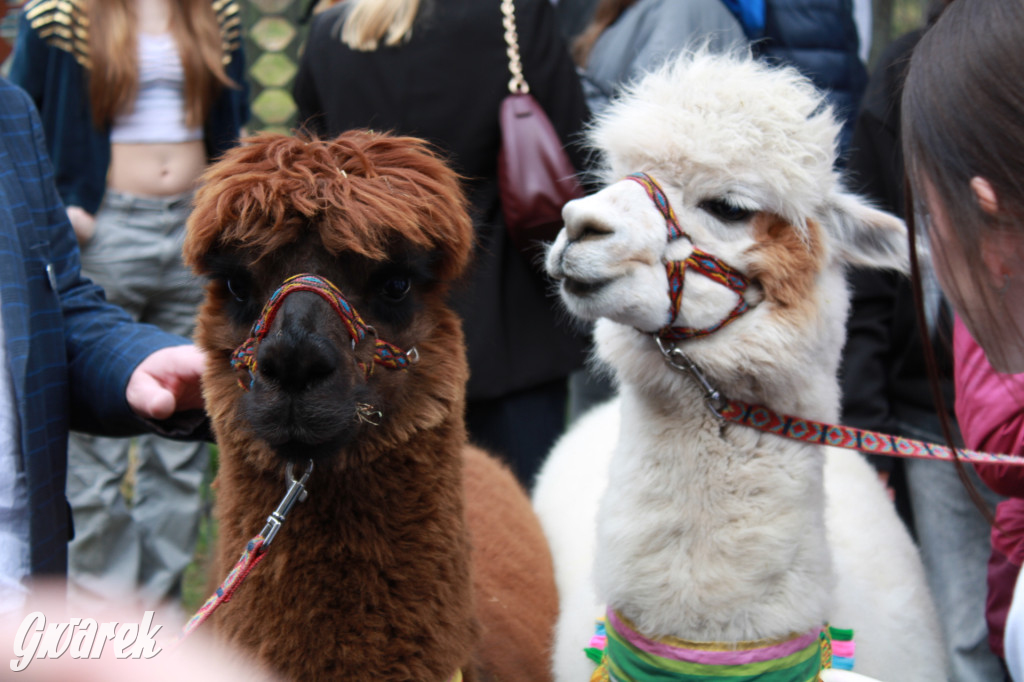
{"left": 183, "top": 131, "right": 557, "bottom": 682}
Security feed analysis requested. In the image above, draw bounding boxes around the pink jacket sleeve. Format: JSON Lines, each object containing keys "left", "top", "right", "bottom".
{"left": 954, "top": 316, "right": 1024, "bottom": 497}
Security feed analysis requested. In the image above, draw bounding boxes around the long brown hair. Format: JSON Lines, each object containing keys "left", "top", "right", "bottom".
{"left": 572, "top": 0, "right": 637, "bottom": 67}
{"left": 902, "top": 0, "right": 1024, "bottom": 521}
{"left": 87, "top": 0, "right": 236, "bottom": 128}
{"left": 902, "top": 0, "right": 1024, "bottom": 361}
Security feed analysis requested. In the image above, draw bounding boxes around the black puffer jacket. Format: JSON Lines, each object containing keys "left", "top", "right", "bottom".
{"left": 751, "top": 0, "right": 868, "bottom": 163}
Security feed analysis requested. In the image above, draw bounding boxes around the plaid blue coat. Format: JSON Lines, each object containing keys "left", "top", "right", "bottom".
{"left": 0, "top": 79, "right": 188, "bottom": 576}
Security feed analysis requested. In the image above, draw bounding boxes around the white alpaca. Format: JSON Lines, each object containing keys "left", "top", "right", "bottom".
{"left": 533, "top": 52, "right": 946, "bottom": 681}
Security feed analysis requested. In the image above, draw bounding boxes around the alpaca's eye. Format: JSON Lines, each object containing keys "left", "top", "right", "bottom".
{"left": 381, "top": 276, "right": 412, "bottom": 302}
{"left": 699, "top": 198, "right": 753, "bottom": 223}
{"left": 226, "top": 277, "right": 250, "bottom": 302}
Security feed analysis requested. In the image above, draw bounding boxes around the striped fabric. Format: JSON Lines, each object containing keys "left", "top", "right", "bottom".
{"left": 588, "top": 610, "right": 853, "bottom": 682}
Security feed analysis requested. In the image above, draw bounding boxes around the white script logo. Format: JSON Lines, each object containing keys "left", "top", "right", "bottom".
{"left": 10, "top": 610, "right": 163, "bottom": 672}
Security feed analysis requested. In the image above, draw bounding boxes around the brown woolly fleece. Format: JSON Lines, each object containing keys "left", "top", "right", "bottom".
{"left": 182, "top": 131, "right": 557, "bottom": 681}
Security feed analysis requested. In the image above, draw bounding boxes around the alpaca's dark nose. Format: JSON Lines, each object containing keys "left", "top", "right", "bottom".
{"left": 257, "top": 330, "right": 339, "bottom": 393}
{"left": 255, "top": 294, "right": 342, "bottom": 393}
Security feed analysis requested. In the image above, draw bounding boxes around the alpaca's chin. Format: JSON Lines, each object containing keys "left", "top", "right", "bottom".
{"left": 251, "top": 415, "right": 359, "bottom": 462}
{"left": 559, "top": 286, "right": 667, "bottom": 334}
{"left": 561, "top": 276, "right": 611, "bottom": 298}
{"left": 267, "top": 434, "right": 351, "bottom": 463}
{"left": 240, "top": 390, "right": 362, "bottom": 464}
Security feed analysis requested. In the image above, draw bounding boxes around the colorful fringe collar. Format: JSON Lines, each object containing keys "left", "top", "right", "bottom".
{"left": 585, "top": 610, "right": 854, "bottom": 682}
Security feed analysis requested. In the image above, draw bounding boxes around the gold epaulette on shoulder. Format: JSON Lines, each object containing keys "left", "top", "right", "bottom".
{"left": 23, "top": 0, "right": 91, "bottom": 69}
{"left": 212, "top": 0, "right": 243, "bottom": 65}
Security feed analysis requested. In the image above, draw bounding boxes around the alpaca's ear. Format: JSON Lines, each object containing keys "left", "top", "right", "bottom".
{"left": 824, "top": 191, "right": 910, "bottom": 275}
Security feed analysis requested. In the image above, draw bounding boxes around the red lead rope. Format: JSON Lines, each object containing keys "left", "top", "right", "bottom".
{"left": 656, "top": 339, "right": 1024, "bottom": 468}
{"left": 171, "top": 535, "right": 268, "bottom": 648}
{"left": 170, "top": 460, "right": 314, "bottom": 649}
{"left": 720, "top": 398, "right": 1024, "bottom": 466}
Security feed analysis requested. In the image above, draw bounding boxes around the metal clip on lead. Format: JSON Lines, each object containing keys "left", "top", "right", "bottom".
{"left": 654, "top": 335, "right": 727, "bottom": 419}
{"left": 260, "top": 459, "right": 314, "bottom": 548}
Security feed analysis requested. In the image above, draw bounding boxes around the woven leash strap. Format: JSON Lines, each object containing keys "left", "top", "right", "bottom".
{"left": 624, "top": 173, "right": 750, "bottom": 341}
{"left": 721, "top": 399, "right": 1024, "bottom": 466}
{"left": 170, "top": 534, "right": 267, "bottom": 649}
{"left": 171, "top": 459, "right": 312, "bottom": 646}
{"left": 173, "top": 530, "right": 467, "bottom": 682}
{"left": 230, "top": 273, "right": 415, "bottom": 389}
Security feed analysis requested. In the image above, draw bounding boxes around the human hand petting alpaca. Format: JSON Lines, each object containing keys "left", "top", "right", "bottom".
{"left": 126, "top": 345, "right": 206, "bottom": 420}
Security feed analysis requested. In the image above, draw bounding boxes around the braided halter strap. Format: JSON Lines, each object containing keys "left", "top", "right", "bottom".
{"left": 720, "top": 399, "right": 1024, "bottom": 466}
{"left": 625, "top": 173, "right": 751, "bottom": 341}
{"left": 230, "top": 273, "right": 417, "bottom": 389}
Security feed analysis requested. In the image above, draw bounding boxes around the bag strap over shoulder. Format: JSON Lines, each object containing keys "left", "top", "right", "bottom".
{"left": 501, "top": 0, "right": 530, "bottom": 94}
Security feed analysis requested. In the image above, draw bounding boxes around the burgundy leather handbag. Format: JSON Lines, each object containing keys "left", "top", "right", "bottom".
{"left": 497, "top": 0, "right": 584, "bottom": 260}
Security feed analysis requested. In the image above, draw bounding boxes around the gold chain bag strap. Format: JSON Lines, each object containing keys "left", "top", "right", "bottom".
{"left": 497, "top": 0, "right": 584, "bottom": 262}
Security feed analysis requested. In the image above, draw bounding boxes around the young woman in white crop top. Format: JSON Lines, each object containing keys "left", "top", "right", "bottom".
{"left": 105, "top": 29, "right": 206, "bottom": 210}
{"left": 69, "top": 0, "right": 225, "bottom": 243}
{"left": 11, "top": 0, "right": 247, "bottom": 620}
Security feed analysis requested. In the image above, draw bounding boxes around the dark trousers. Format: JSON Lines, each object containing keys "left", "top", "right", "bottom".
{"left": 466, "top": 379, "right": 569, "bottom": 491}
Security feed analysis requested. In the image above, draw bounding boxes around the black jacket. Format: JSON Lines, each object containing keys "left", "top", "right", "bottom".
{"left": 754, "top": 0, "right": 868, "bottom": 162}
{"left": 840, "top": 29, "right": 956, "bottom": 469}
{"left": 294, "top": 0, "right": 589, "bottom": 401}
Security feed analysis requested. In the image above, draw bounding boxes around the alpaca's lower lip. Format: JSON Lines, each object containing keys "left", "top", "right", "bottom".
{"left": 251, "top": 416, "right": 355, "bottom": 462}
{"left": 563, "top": 277, "right": 610, "bottom": 297}
{"left": 271, "top": 434, "right": 349, "bottom": 462}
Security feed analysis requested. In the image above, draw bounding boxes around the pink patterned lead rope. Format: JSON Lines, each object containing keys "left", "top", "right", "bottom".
{"left": 230, "top": 273, "right": 415, "bottom": 389}
{"left": 170, "top": 534, "right": 268, "bottom": 649}
{"left": 721, "top": 399, "right": 1024, "bottom": 466}
{"left": 172, "top": 530, "right": 466, "bottom": 682}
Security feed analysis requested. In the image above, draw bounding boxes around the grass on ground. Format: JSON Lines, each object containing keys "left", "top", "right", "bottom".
{"left": 182, "top": 446, "right": 219, "bottom": 613}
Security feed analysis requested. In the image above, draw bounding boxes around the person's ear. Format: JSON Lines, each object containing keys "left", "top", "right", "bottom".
{"left": 971, "top": 176, "right": 999, "bottom": 216}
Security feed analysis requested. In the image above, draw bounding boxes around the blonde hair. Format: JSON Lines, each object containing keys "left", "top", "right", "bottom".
{"left": 572, "top": 0, "right": 637, "bottom": 67}
{"left": 87, "top": 0, "right": 236, "bottom": 127}
{"left": 341, "top": 0, "right": 421, "bottom": 51}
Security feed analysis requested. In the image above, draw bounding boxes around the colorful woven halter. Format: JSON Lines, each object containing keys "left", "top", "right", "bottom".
{"left": 586, "top": 610, "right": 854, "bottom": 682}
{"left": 230, "top": 273, "right": 417, "bottom": 390}
{"left": 625, "top": 173, "right": 751, "bottom": 341}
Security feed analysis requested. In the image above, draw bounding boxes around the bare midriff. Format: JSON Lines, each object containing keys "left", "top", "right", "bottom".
{"left": 107, "top": 139, "right": 206, "bottom": 197}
